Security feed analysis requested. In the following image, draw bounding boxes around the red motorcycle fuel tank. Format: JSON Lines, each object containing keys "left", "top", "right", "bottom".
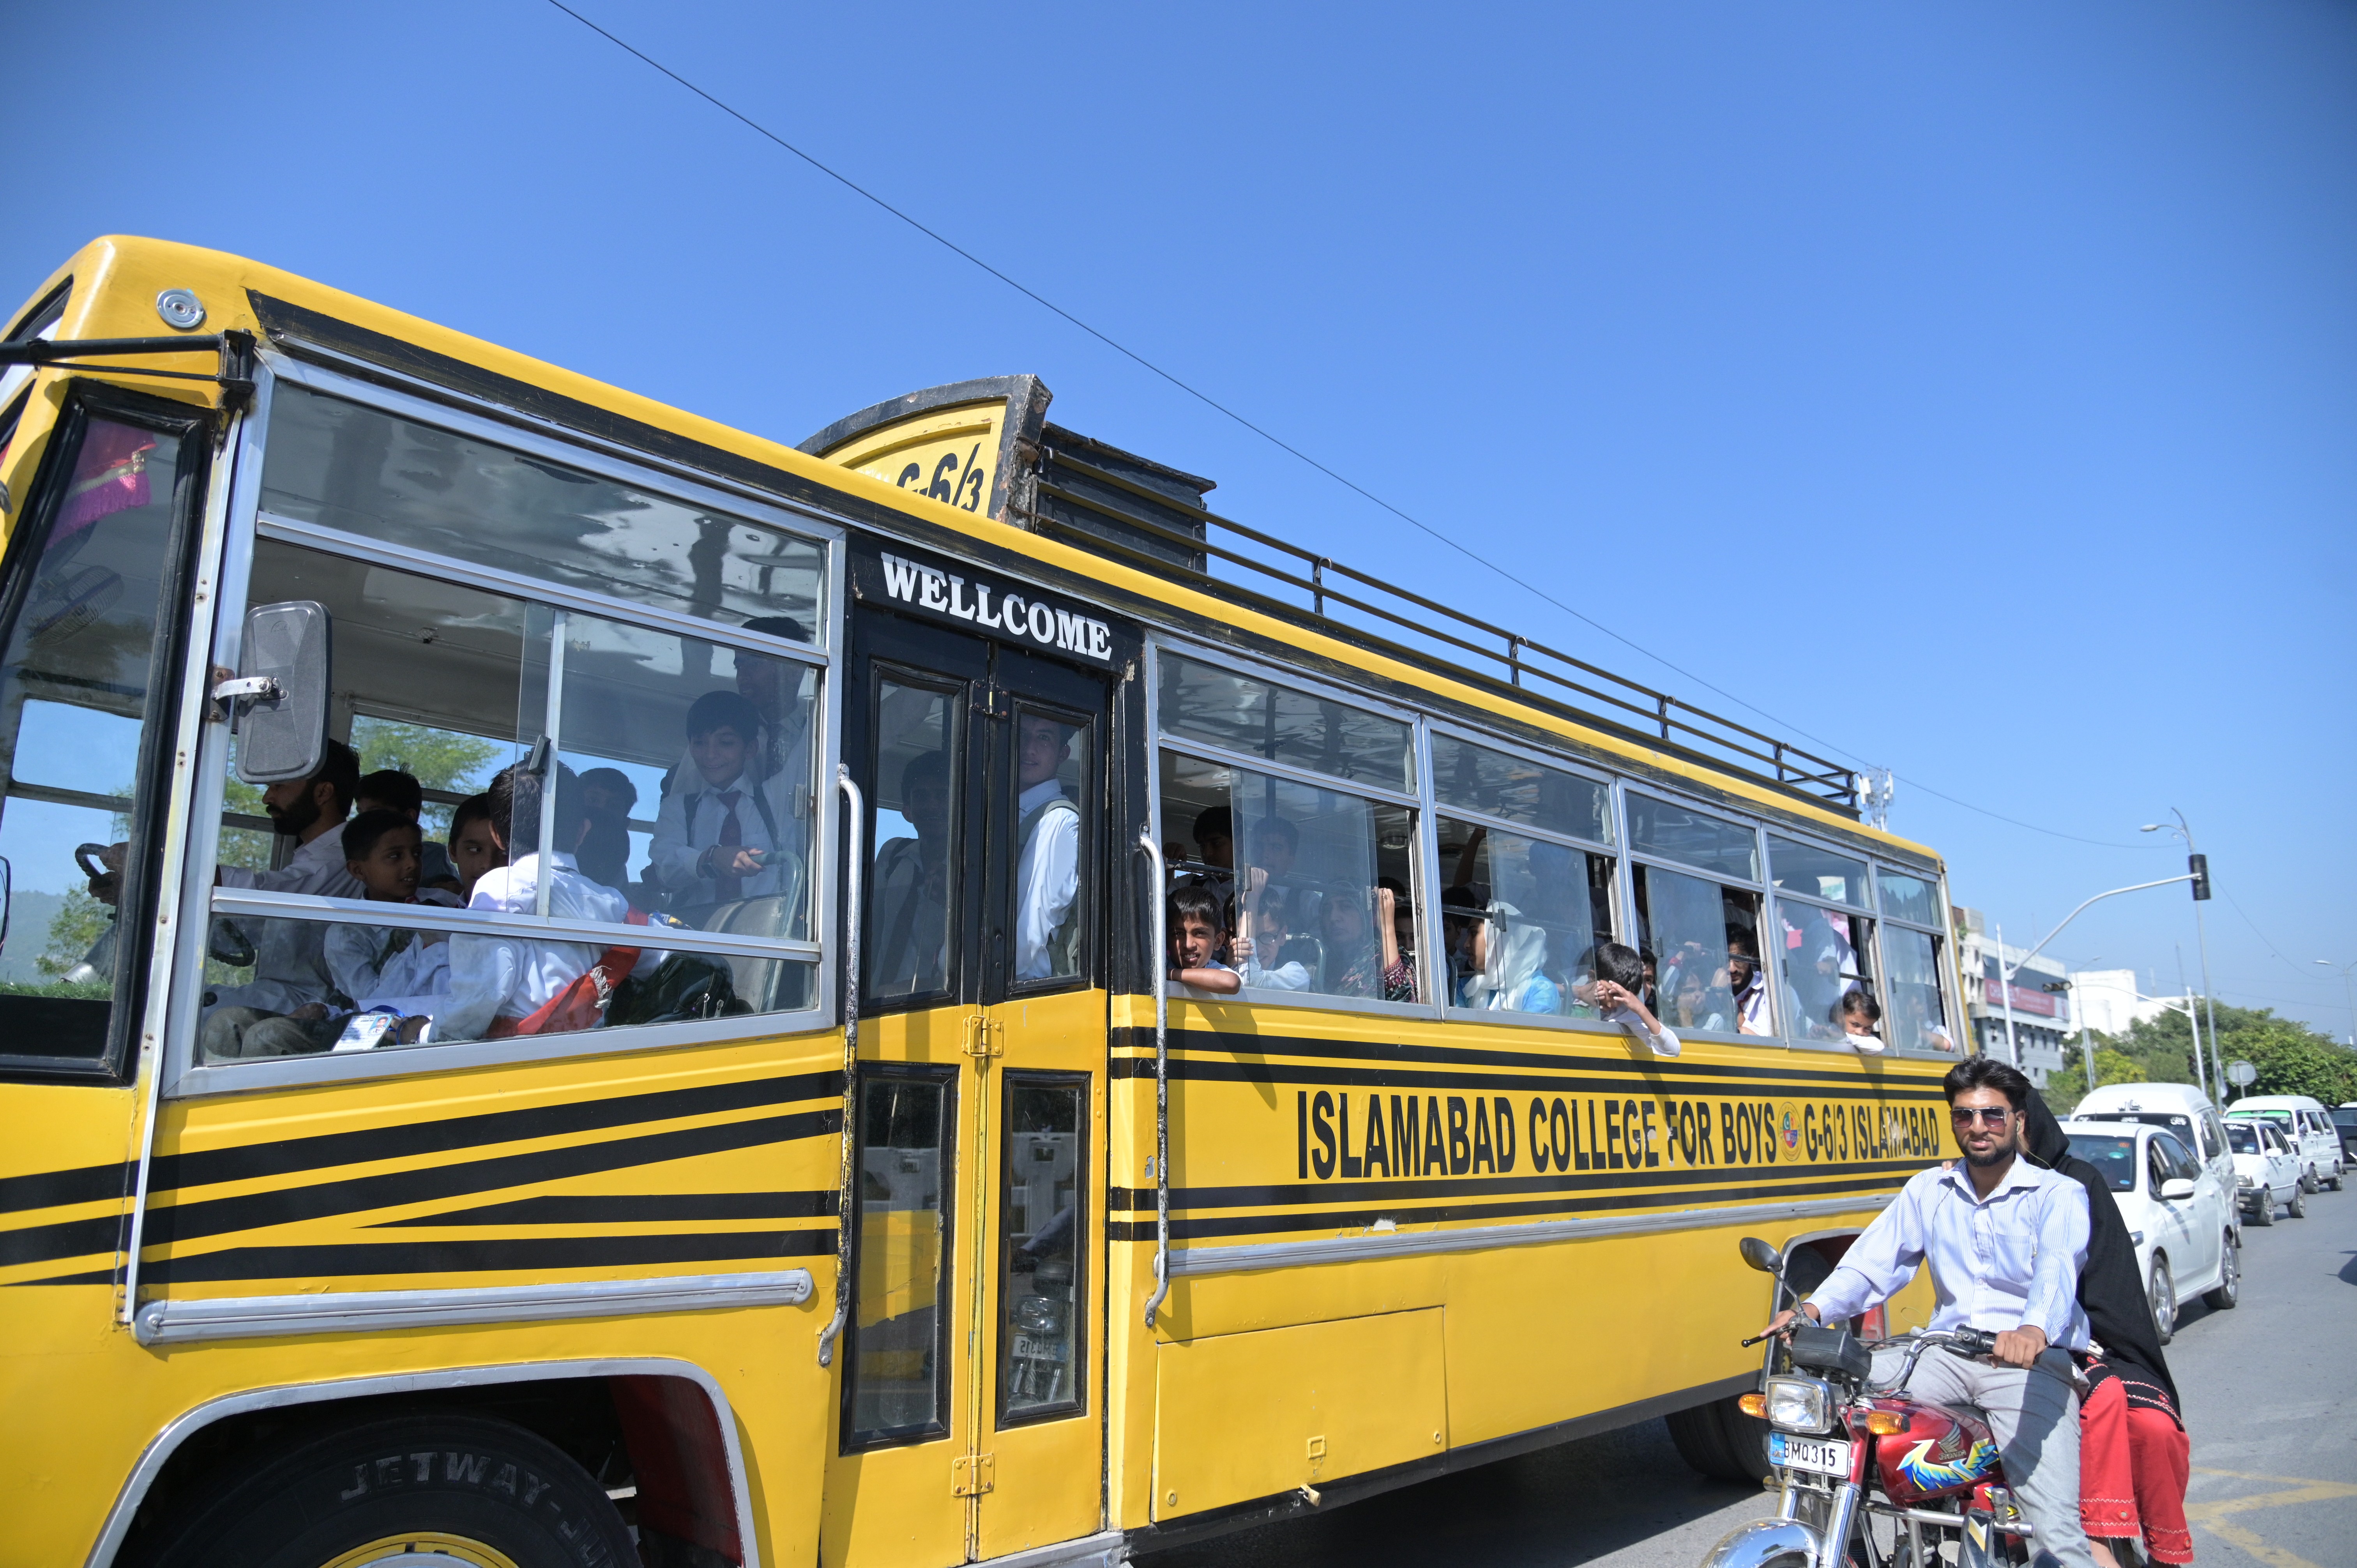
{"left": 1861, "top": 1397, "right": 2002, "bottom": 1504}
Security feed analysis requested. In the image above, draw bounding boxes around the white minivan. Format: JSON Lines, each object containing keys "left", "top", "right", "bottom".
{"left": 2226, "top": 1095, "right": 2346, "bottom": 1193}
{"left": 2072, "top": 1082, "right": 2240, "bottom": 1231}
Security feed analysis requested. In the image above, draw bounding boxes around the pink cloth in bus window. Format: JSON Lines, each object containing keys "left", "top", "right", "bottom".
{"left": 57, "top": 421, "right": 158, "bottom": 539}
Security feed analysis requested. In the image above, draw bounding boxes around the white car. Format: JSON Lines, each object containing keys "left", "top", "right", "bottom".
{"left": 2225, "top": 1118, "right": 2304, "bottom": 1224}
{"left": 2227, "top": 1095, "right": 2345, "bottom": 1193}
{"left": 2072, "top": 1081, "right": 2240, "bottom": 1228}
{"left": 2062, "top": 1119, "right": 2241, "bottom": 1342}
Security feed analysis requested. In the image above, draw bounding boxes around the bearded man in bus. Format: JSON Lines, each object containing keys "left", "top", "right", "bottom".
{"left": 1763, "top": 1057, "right": 2097, "bottom": 1568}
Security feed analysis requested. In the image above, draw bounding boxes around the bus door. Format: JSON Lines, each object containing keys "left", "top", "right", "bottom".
{"left": 828, "top": 585, "right": 1111, "bottom": 1568}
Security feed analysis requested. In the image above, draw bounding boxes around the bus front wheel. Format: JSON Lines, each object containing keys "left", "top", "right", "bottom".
{"left": 146, "top": 1413, "right": 634, "bottom": 1568}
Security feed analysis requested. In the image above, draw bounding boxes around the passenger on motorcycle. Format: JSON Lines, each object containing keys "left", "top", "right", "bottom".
{"left": 1763, "top": 1057, "right": 2099, "bottom": 1568}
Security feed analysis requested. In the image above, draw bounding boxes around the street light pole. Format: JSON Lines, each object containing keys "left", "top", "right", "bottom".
{"left": 2145, "top": 810, "right": 2225, "bottom": 1104}
{"left": 2064, "top": 957, "right": 2101, "bottom": 1095}
{"left": 1995, "top": 921, "right": 2020, "bottom": 1069}
{"left": 2316, "top": 959, "right": 2357, "bottom": 1048}
{"left": 1985, "top": 876, "right": 2197, "bottom": 1077}
{"left": 2175, "top": 945, "right": 2210, "bottom": 1104}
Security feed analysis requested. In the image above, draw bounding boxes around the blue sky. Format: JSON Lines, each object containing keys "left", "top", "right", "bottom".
{"left": 6, "top": 2, "right": 2353, "bottom": 1035}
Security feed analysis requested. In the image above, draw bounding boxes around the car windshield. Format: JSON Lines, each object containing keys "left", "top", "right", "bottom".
{"left": 2080, "top": 1111, "right": 2196, "bottom": 1143}
{"left": 2066, "top": 1132, "right": 2140, "bottom": 1192}
{"left": 2226, "top": 1124, "right": 2260, "bottom": 1154}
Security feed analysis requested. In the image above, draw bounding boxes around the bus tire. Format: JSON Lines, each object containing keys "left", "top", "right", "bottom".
{"left": 1666, "top": 1392, "right": 1771, "bottom": 1483}
{"left": 146, "top": 1413, "right": 634, "bottom": 1568}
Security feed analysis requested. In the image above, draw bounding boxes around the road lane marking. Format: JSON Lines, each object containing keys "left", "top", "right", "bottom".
{"left": 2184, "top": 1469, "right": 2357, "bottom": 1568}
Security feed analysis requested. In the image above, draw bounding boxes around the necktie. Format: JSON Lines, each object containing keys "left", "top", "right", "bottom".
{"left": 715, "top": 790, "right": 744, "bottom": 902}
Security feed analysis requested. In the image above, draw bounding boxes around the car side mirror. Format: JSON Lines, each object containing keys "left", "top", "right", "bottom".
{"left": 221, "top": 600, "right": 332, "bottom": 784}
{"left": 1738, "top": 1236, "right": 1781, "bottom": 1275}
{"left": 2159, "top": 1177, "right": 2196, "bottom": 1200}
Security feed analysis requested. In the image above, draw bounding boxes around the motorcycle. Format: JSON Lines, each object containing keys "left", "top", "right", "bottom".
{"left": 1700, "top": 1236, "right": 2070, "bottom": 1568}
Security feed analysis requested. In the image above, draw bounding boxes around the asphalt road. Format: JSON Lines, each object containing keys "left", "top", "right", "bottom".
{"left": 1143, "top": 1188, "right": 2357, "bottom": 1568}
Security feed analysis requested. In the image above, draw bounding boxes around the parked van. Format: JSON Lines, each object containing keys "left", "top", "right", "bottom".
{"left": 2072, "top": 1082, "right": 2239, "bottom": 1225}
{"left": 2226, "top": 1095, "right": 2346, "bottom": 1192}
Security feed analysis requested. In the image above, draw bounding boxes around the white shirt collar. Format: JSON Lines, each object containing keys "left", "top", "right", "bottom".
{"left": 1018, "top": 777, "right": 1065, "bottom": 812}
{"left": 1940, "top": 1154, "right": 2057, "bottom": 1203}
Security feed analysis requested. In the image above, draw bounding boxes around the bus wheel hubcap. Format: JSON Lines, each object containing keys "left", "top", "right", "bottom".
{"left": 320, "top": 1536, "right": 521, "bottom": 1568}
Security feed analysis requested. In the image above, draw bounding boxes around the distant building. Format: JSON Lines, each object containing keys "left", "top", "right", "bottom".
{"left": 2066, "top": 968, "right": 2170, "bottom": 1039}
{"left": 1952, "top": 906, "right": 2072, "bottom": 1087}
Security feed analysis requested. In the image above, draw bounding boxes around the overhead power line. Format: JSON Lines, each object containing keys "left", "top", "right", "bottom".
{"left": 545, "top": 0, "right": 2159, "bottom": 851}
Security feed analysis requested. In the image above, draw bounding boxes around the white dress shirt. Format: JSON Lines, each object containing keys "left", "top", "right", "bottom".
{"left": 324, "top": 888, "right": 461, "bottom": 1008}
{"left": 436, "top": 852, "right": 666, "bottom": 1041}
{"left": 1808, "top": 1158, "right": 2092, "bottom": 1349}
{"left": 1605, "top": 1004, "right": 1681, "bottom": 1056}
{"left": 1735, "top": 971, "right": 1773, "bottom": 1035}
{"left": 209, "top": 827, "right": 368, "bottom": 1014}
{"left": 649, "top": 767, "right": 795, "bottom": 905}
{"left": 1013, "top": 778, "right": 1080, "bottom": 981}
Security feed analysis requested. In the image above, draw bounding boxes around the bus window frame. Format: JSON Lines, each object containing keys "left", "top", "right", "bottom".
{"left": 1622, "top": 785, "right": 1782, "bottom": 1047}
{"left": 1424, "top": 717, "right": 1634, "bottom": 1038}
{"left": 1144, "top": 637, "right": 1444, "bottom": 1021}
{"left": 1766, "top": 885, "right": 1878, "bottom": 1055}
{"left": 159, "top": 353, "right": 850, "bottom": 1100}
{"left": 0, "top": 383, "right": 219, "bottom": 1084}
{"left": 1866, "top": 858, "right": 1958, "bottom": 1060}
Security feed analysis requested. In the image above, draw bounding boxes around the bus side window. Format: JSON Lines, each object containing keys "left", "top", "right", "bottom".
{"left": 0, "top": 408, "right": 197, "bottom": 1078}
{"left": 193, "top": 532, "right": 824, "bottom": 1069}
{"left": 1156, "top": 749, "right": 1422, "bottom": 1005}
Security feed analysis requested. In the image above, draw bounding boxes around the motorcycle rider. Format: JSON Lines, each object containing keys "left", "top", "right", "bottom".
{"left": 1763, "top": 1056, "right": 2096, "bottom": 1568}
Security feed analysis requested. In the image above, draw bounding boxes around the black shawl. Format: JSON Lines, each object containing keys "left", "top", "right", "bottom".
{"left": 2021, "top": 1089, "right": 2181, "bottom": 1410}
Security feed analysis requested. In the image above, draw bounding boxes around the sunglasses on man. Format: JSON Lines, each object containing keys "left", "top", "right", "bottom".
{"left": 1949, "top": 1105, "right": 2015, "bottom": 1127}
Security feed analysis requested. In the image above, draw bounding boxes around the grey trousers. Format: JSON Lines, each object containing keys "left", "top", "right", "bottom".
{"left": 201, "top": 1005, "right": 338, "bottom": 1059}
{"left": 1898, "top": 1347, "right": 2097, "bottom": 1568}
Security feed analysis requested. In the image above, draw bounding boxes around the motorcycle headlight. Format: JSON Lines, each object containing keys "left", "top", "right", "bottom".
{"left": 1763, "top": 1375, "right": 1835, "bottom": 1434}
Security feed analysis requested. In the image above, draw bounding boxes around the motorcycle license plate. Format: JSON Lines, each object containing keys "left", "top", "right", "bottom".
{"left": 1769, "top": 1432, "right": 1852, "bottom": 1478}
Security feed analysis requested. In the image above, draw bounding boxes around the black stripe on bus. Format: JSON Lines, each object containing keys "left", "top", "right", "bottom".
{"left": 0, "top": 1162, "right": 130, "bottom": 1218}
{"left": 1111, "top": 1027, "right": 1952, "bottom": 1097}
{"left": 0, "top": 1109, "right": 842, "bottom": 1271}
{"left": 17, "top": 1227, "right": 838, "bottom": 1287}
{"left": 149, "top": 1068, "right": 841, "bottom": 1194}
{"left": 376, "top": 1190, "right": 843, "bottom": 1226}
{"left": 1107, "top": 1156, "right": 1929, "bottom": 1213}
{"left": 1105, "top": 1171, "right": 1906, "bottom": 1243}
{"left": 141, "top": 1109, "right": 842, "bottom": 1250}
{"left": 0, "top": 1211, "right": 126, "bottom": 1271}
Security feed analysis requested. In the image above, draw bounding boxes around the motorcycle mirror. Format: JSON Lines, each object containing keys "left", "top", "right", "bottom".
{"left": 1738, "top": 1236, "right": 1781, "bottom": 1275}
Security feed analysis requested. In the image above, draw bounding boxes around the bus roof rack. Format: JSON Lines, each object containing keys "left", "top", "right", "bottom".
{"left": 1015, "top": 445, "right": 1860, "bottom": 813}
{"left": 802, "top": 377, "right": 1860, "bottom": 813}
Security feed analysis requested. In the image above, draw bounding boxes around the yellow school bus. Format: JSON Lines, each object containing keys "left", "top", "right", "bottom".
{"left": 0, "top": 237, "right": 1959, "bottom": 1568}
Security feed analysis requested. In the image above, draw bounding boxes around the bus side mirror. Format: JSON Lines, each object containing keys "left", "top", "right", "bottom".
{"left": 223, "top": 600, "right": 332, "bottom": 784}
{"left": 1738, "top": 1236, "right": 1781, "bottom": 1275}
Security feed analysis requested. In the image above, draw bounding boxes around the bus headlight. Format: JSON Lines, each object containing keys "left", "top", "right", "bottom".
{"left": 1763, "top": 1375, "right": 1836, "bottom": 1434}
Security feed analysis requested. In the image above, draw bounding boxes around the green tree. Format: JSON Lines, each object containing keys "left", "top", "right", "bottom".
{"left": 35, "top": 888, "right": 113, "bottom": 979}
{"left": 2061, "top": 999, "right": 2357, "bottom": 1107}
{"left": 2051, "top": 1035, "right": 2150, "bottom": 1114}
{"left": 351, "top": 717, "right": 503, "bottom": 835}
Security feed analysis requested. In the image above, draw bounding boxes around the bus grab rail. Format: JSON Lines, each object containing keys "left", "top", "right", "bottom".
{"left": 1031, "top": 451, "right": 1861, "bottom": 806}
{"left": 817, "top": 765, "right": 862, "bottom": 1367}
{"left": 1137, "top": 831, "right": 1172, "bottom": 1329}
